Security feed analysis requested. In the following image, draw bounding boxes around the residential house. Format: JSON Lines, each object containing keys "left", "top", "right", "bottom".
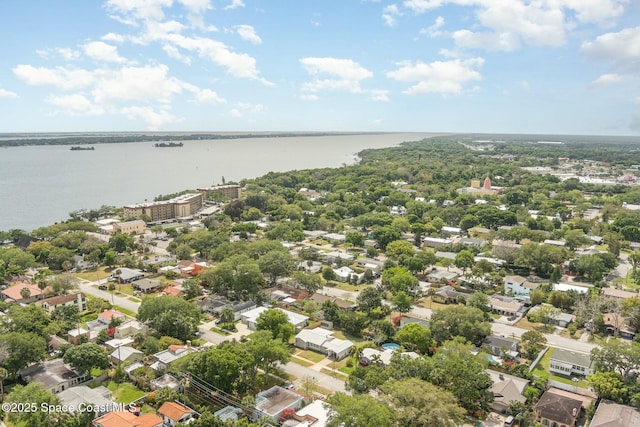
{"left": 150, "top": 373, "right": 183, "bottom": 393}
{"left": 114, "top": 320, "right": 149, "bottom": 339}
{"left": 423, "top": 237, "right": 452, "bottom": 249}
{"left": 254, "top": 386, "right": 304, "bottom": 422}
{"left": 214, "top": 406, "right": 245, "bottom": 423}
{"left": 20, "top": 359, "right": 86, "bottom": 393}
{"left": 528, "top": 304, "right": 575, "bottom": 328}
{"left": 1, "top": 282, "right": 47, "bottom": 303}
{"left": 67, "top": 327, "right": 98, "bottom": 345}
{"left": 360, "top": 348, "right": 419, "bottom": 367}
{"left": 549, "top": 347, "right": 593, "bottom": 377}
{"left": 92, "top": 411, "right": 163, "bottom": 427}
{"left": 198, "top": 296, "right": 257, "bottom": 320}
{"left": 109, "top": 346, "right": 144, "bottom": 365}
{"left": 132, "top": 278, "right": 163, "bottom": 293}
{"left": 431, "top": 285, "right": 468, "bottom": 304}
{"left": 602, "top": 287, "right": 639, "bottom": 300}
{"left": 535, "top": 388, "right": 592, "bottom": 427}
{"left": 441, "top": 226, "right": 462, "bottom": 235}
{"left": 434, "top": 251, "right": 456, "bottom": 261}
{"left": 98, "top": 309, "right": 126, "bottom": 325}
{"left": 332, "top": 266, "right": 363, "bottom": 284}
{"left": 151, "top": 344, "right": 197, "bottom": 372}
{"left": 489, "top": 296, "right": 526, "bottom": 317}
{"left": 294, "top": 327, "right": 353, "bottom": 360}
{"left": 163, "top": 284, "right": 183, "bottom": 296}
{"left": 426, "top": 269, "right": 458, "bottom": 283}
{"left": 553, "top": 282, "right": 591, "bottom": 295}
{"left": 399, "top": 315, "right": 430, "bottom": 329}
{"left": 37, "top": 292, "right": 87, "bottom": 314}
{"left": 354, "top": 257, "right": 383, "bottom": 275}
{"left": 544, "top": 239, "right": 567, "bottom": 247}
{"left": 303, "top": 230, "right": 328, "bottom": 240}
{"left": 321, "top": 251, "right": 354, "bottom": 265}
{"left": 486, "top": 370, "right": 529, "bottom": 414}
{"left": 104, "top": 337, "right": 135, "bottom": 351}
{"left": 323, "top": 233, "right": 346, "bottom": 244}
{"left": 602, "top": 313, "right": 636, "bottom": 340}
{"left": 482, "top": 336, "right": 519, "bottom": 359}
{"left": 112, "top": 268, "right": 144, "bottom": 284}
{"left": 158, "top": 401, "right": 197, "bottom": 427}
{"left": 57, "top": 385, "right": 114, "bottom": 416}
{"left": 241, "top": 307, "right": 309, "bottom": 332}
{"left": 460, "top": 237, "right": 487, "bottom": 249}
{"left": 492, "top": 240, "right": 522, "bottom": 260}
{"left": 297, "top": 260, "right": 323, "bottom": 274}
{"left": 292, "top": 400, "right": 331, "bottom": 427}
{"left": 504, "top": 275, "right": 540, "bottom": 298}
{"left": 590, "top": 400, "right": 640, "bottom": 427}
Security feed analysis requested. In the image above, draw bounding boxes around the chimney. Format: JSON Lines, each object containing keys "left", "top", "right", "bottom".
{"left": 572, "top": 408, "right": 578, "bottom": 417}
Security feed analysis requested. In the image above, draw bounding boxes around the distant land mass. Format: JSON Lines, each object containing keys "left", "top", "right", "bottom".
{"left": 0, "top": 131, "right": 387, "bottom": 147}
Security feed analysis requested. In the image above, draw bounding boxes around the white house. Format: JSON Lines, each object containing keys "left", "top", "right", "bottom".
{"left": 504, "top": 275, "right": 539, "bottom": 298}
{"left": 332, "top": 266, "right": 363, "bottom": 284}
{"left": 294, "top": 327, "right": 353, "bottom": 360}
{"left": 241, "top": 307, "right": 309, "bottom": 332}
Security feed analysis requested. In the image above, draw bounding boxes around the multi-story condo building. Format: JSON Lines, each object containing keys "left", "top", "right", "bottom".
{"left": 198, "top": 184, "right": 242, "bottom": 201}
{"left": 123, "top": 193, "right": 203, "bottom": 222}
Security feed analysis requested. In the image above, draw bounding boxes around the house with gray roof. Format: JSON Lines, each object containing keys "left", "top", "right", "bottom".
{"left": 535, "top": 388, "right": 583, "bottom": 427}
{"left": 132, "top": 278, "right": 163, "bottom": 293}
{"left": 254, "top": 386, "right": 303, "bottom": 422}
{"left": 109, "top": 346, "right": 144, "bottom": 365}
{"left": 57, "top": 385, "right": 114, "bottom": 416}
{"left": 486, "top": 370, "right": 529, "bottom": 414}
{"left": 590, "top": 400, "right": 640, "bottom": 427}
{"left": 294, "top": 327, "right": 353, "bottom": 360}
{"left": 20, "top": 359, "right": 86, "bottom": 393}
{"left": 431, "top": 285, "right": 468, "bottom": 304}
{"left": 549, "top": 347, "right": 593, "bottom": 377}
{"left": 482, "top": 336, "right": 519, "bottom": 358}
{"left": 112, "top": 267, "right": 144, "bottom": 283}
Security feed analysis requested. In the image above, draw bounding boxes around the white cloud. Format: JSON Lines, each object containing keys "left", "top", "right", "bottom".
{"left": 121, "top": 105, "right": 178, "bottom": 130}
{"left": 300, "top": 57, "right": 373, "bottom": 94}
{"left": 300, "top": 94, "right": 319, "bottom": 101}
{"left": 382, "top": 4, "right": 401, "bottom": 27}
{"left": 46, "top": 94, "right": 104, "bottom": 115}
{"left": 387, "top": 57, "right": 484, "bottom": 95}
{"left": 91, "top": 65, "right": 185, "bottom": 105}
{"left": 13, "top": 65, "right": 95, "bottom": 90}
{"left": 0, "top": 88, "right": 18, "bottom": 99}
{"left": 420, "top": 16, "right": 445, "bottom": 37}
{"left": 83, "top": 41, "right": 127, "bottom": 63}
{"left": 177, "top": 0, "right": 212, "bottom": 13}
{"left": 36, "top": 48, "right": 81, "bottom": 61}
{"left": 235, "top": 25, "right": 262, "bottom": 44}
{"left": 517, "top": 80, "right": 530, "bottom": 92}
{"left": 105, "top": 0, "right": 172, "bottom": 24}
{"left": 224, "top": 0, "right": 245, "bottom": 10}
{"left": 102, "top": 32, "right": 126, "bottom": 42}
{"left": 581, "top": 26, "right": 640, "bottom": 66}
{"left": 402, "top": 0, "right": 629, "bottom": 52}
{"left": 369, "top": 89, "right": 390, "bottom": 102}
{"left": 192, "top": 88, "right": 226, "bottom": 104}
{"left": 162, "top": 44, "right": 192, "bottom": 64}
{"left": 229, "top": 101, "right": 263, "bottom": 117}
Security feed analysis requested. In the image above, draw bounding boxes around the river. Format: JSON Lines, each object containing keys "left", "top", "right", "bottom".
{"left": 0, "top": 132, "right": 438, "bottom": 231}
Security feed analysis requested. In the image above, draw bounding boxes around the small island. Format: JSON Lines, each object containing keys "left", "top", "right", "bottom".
{"left": 154, "top": 142, "right": 183, "bottom": 148}
{"left": 69, "top": 146, "right": 95, "bottom": 151}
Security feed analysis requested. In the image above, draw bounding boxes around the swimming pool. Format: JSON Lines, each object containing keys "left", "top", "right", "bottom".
{"left": 381, "top": 343, "right": 400, "bottom": 351}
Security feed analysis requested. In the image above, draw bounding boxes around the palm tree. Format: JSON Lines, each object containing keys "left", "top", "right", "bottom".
{"left": 37, "top": 280, "right": 47, "bottom": 300}
{"left": 20, "top": 286, "right": 31, "bottom": 302}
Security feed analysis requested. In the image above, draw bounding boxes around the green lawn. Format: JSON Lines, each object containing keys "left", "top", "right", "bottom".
{"left": 106, "top": 381, "right": 145, "bottom": 403}
{"left": 113, "top": 305, "right": 136, "bottom": 317}
{"left": 73, "top": 266, "right": 112, "bottom": 282}
{"left": 533, "top": 348, "right": 589, "bottom": 388}
{"left": 290, "top": 357, "right": 315, "bottom": 367}
{"left": 128, "top": 297, "right": 141, "bottom": 303}
{"left": 297, "top": 350, "right": 326, "bottom": 363}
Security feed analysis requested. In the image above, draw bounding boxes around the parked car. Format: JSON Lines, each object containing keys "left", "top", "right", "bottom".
{"left": 98, "top": 285, "right": 108, "bottom": 290}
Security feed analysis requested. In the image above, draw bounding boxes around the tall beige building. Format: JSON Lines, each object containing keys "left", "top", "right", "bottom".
{"left": 198, "top": 184, "right": 242, "bottom": 200}
{"left": 123, "top": 193, "right": 203, "bottom": 221}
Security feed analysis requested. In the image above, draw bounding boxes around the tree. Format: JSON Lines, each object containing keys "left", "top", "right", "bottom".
{"left": 356, "top": 287, "right": 383, "bottom": 314}
{"left": 427, "top": 339, "right": 493, "bottom": 415}
{"left": 0, "top": 367, "right": 6, "bottom": 401}
{"left": 371, "top": 225, "right": 401, "bottom": 251}
{"left": 392, "top": 291, "right": 413, "bottom": 313}
{"left": 396, "top": 323, "right": 434, "bottom": 355}
{"left": 258, "top": 250, "right": 295, "bottom": 285}
{"left": 200, "top": 255, "right": 265, "bottom": 300}
{"left": 243, "top": 330, "right": 290, "bottom": 385}
{"left": 380, "top": 378, "right": 466, "bottom": 427}
{"left": 50, "top": 273, "right": 76, "bottom": 295}
{"left": 291, "top": 271, "right": 323, "bottom": 295}
{"left": 219, "top": 306, "right": 235, "bottom": 324}
{"left": 2, "top": 304, "right": 54, "bottom": 339}
{"left": 326, "top": 392, "right": 395, "bottom": 427}
{"left": 345, "top": 232, "right": 365, "bottom": 247}
{"left": 0, "top": 332, "right": 47, "bottom": 375}
{"left": 514, "top": 242, "right": 567, "bottom": 277}
{"left": 454, "top": 250, "right": 475, "bottom": 273}
{"left": 467, "top": 292, "right": 491, "bottom": 313}
{"left": 19, "top": 286, "right": 31, "bottom": 301}
{"left": 63, "top": 343, "right": 109, "bottom": 375}
{"left": 137, "top": 296, "right": 202, "bottom": 341}
{"left": 528, "top": 304, "right": 561, "bottom": 326}
{"left": 381, "top": 266, "right": 418, "bottom": 295}
{"left": 429, "top": 305, "right": 491, "bottom": 345}
{"left": 591, "top": 339, "right": 640, "bottom": 382}
{"left": 520, "top": 330, "right": 547, "bottom": 360}
{"left": 587, "top": 371, "right": 628, "bottom": 403}
{"left": 4, "top": 382, "right": 62, "bottom": 427}
{"left": 151, "top": 225, "right": 164, "bottom": 237}
{"left": 256, "top": 308, "right": 295, "bottom": 342}
{"left": 565, "top": 229, "right": 590, "bottom": 251}
{"left": 103, "top": 250, "right": 117, "bottom": 267}
{"left": 51, "top": 304, "right": 80, "bottom": 332}
{"left": 183, "top": 279, "right": 202, "bottom": 299}
{"left": 385, "top": 240, "right": 415, "bottom": 260}
{"left": 140, "top": 336, "right": 162, "bottom": 355}
{"left": 174, "top": 243, "right": 193, "bottom": 260}
{"left": 109, "top": 233, "right": 134, "bottom": 253}
{"left": 188, "top": 344, "right": 254, "bottom": 394}
{"left": 322, "top": 266, "right": 336, "bottom": 281}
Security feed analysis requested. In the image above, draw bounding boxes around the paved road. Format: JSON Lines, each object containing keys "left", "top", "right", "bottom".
{"left": 491, "top": 322, "right": 598, "bottom": 353}
{"left": 284, "top": 361, "right": 347, "bottom": 393}
{"left": 76, "top": 279, "right": 142, "bottom": 314}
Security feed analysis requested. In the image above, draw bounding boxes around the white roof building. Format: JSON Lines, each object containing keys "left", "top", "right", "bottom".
{"left": 241, "top": 307, "right": 309, "bottom": 331}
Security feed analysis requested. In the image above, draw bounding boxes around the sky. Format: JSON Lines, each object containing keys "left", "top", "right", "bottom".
{"left": 0, "top": 0, "right": 639, "bottom": 135}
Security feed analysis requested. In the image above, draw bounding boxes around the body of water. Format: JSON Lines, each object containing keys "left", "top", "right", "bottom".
{"left": 0, "top": 132, "right": 438, "bottom": 231}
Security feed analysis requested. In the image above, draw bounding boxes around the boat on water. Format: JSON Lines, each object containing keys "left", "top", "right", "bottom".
{"left": 70, "top": 146, "right": 95, "bottom": 151}
{"left": 154, "top": 142, "right": 183, "bottom": 148}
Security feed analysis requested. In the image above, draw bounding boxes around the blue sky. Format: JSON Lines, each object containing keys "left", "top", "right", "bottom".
{"left": 0, "top": 0, "right": 638, "bottom": 135}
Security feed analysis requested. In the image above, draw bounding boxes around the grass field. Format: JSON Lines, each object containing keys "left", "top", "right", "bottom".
{"left": 297, "top": 350, "right": 326, "bottom": 363}
{"left": 73, "top": 266, "right": 112, "bottom": 282}
{"left": 106, "top": 381, "right": 145, "bottom": 403}
{"left": 291, "top": 357, "right": 315, "bottom": 368}
{"left": 113, "top": 305, "right": 136, "bottom": 317}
